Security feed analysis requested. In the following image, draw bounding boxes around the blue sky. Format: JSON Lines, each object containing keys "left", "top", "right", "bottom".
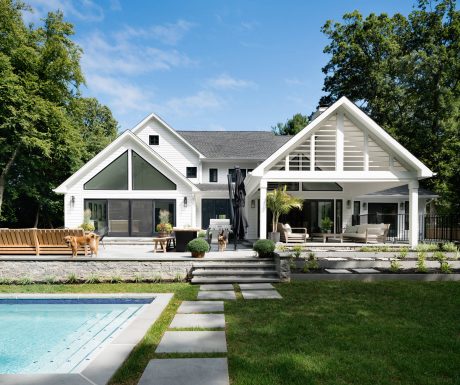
{"left": 23, "top": 0, "right": 416, "bottom": 132}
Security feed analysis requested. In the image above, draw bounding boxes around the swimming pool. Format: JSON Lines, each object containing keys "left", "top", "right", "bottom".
{"left": 0, "top": 296, "right": 154, "bottom": 374}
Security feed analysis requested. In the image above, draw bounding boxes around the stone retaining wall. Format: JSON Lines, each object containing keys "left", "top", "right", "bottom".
{"left": 0, "top": 260, "right": 194, "bottom": 282}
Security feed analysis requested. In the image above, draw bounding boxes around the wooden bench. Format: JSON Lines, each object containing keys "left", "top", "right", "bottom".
{"left": 0, "top": 228, "right": 86, "bottom": 256}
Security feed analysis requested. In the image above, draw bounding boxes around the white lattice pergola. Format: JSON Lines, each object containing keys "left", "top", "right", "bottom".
{"left": 246, "top": 97, "right": 433, "bottom": 248}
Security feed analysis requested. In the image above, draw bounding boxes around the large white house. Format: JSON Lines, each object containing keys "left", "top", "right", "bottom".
{"left": 55, "top": 97, "right": 436, "bottom": 247}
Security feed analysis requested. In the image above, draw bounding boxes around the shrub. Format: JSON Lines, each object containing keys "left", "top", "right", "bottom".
{"left": 390, "top": 259, "right": 401, "bottom": 272}
{"left": 440, "top": 261, "right": 452, "bottom": 274}
{"left": 18, "top": 277, "right": 33, "bottom": 285}
{"left": 275, "top": 244, "right": 288, "bottom": 252}
{"left": 156, "top": 222, "right": 173, "bottom": 233}
{"left": 416, "top": 251, "right": 427, "bottom": 273}
{"left": 110, "top": 275, "right": 122, "bottom": 283}
{"left": 66, "top": 273, "right": 78, "bottom": 284}
{"left": 307, "top": 252, "right": 319, "bottom": 270}
{"left": 85, "top": 275, "right": 101, "bottom": 284}
{"left": 441, "top": 242, "right": 458, "bottom": 252}
{"left": 399, "top": 247, "right": 409, "bottom": 259}
{"left": 253, "top": 239, "right": 275, "bottom": 258}
{"left": 416, "top": 243, "right": 438, "bottom": 252}
{"left": 292, "top": 245, "right": 303, "bottom": 259}
{"left": 133, "top": 274, "right": 144, "bottom": 283}
{"left": 44, "top": 276, "right": 56, "bottom": 284}
{"left": 198, "top": 230, "right": 207, "bottom": 238}
{"left": 186, "top": 238, "right": 210, "bottom": 254}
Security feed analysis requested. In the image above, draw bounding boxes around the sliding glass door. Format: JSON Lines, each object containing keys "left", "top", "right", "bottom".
{"left": 131, "top": 200, "right": 153, "bottom": 237}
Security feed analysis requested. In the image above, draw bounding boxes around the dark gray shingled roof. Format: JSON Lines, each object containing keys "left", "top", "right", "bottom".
{"left": 365, "top": 186, "right": 438, "bottom": 197}
{"left": 178, "top": 131, "right": 292, "bottom": 159}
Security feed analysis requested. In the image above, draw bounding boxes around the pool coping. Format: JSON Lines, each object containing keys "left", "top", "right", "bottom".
{"left": 0, "top": 292, "right": 174, "bottom": 385}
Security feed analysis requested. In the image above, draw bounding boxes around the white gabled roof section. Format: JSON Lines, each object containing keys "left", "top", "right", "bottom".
{"left": 54, "top": 130, "right": 199, "bottom": 193}
{"left": 251, "top": 96, "right": 433, "bottom": 179}
{"left": 131, "top": 113, "right": 205, "bottom": 158}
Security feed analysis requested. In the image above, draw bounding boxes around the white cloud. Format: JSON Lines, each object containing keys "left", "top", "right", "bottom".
{"left": 163, "top": 91, "right": 223, "bottom": 116}
{"left": 81, "top": 32, "right": 193, "bottom": 76}
{"left": 23, "top": 0, "right": 104, "bottom": 23}
{"left": 116, "top": 20, "right": 195, "bottom": 46}
{"left": 207, "top": 74, "right": 255, "bottom": 90}
{"left": 285, "top": 78, "right": 309, "bottom": 86}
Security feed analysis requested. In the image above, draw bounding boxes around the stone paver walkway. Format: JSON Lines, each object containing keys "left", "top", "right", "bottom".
{"left": 352, "top": 268, "right": 381, "bottom": 273}
{"left": 325, "top": 268, "right": 352, "bottom": 274}
{"left": 140, "top": 282, "right": 282, "bottom": 384}
{"left": 170, "top": 313, "right": 226, "bottom": 329}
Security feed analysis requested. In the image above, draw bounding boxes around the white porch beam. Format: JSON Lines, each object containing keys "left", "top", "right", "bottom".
{"left": 259, "top": 180, "right": 267, "bottom": 239}
{"left": 264, "top": 170, "right": 417, "bottom": 182}
{"left": 336, "top": 112, "right": 344, "bottom": 171}
{"left": 310, "top": 134, "right": 315, "bottom": 171}
{"left": 127, "top": 150, "right": 133, "bottom": 190}
{"left": 363, "top": 128, "right": 369, "bottom": 171}
{"left": 408, "top": 180, "right": 419, "bottom": 248}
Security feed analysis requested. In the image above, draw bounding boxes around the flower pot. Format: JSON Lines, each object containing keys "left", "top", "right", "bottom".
{"left": 269, "top": 232, "right": 280, "bottom": 243}
{"left": 327, "top": 230, "right": 331, "bottom": 234}
{"left": 192, "top": 252, "right": 205, "bottom": 258}
{"left": 158, "top": 232, "right": 169, "bottom": 238}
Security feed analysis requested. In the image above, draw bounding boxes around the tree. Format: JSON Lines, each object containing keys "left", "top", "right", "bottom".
{"left": 0, "top": 0, "right": 118, "bottom": 227}
{"left": 272, "top": 113, "right": 309, "bottom": 135}
{"left": 320, "top": 0, "right": 460, "bottom": 212}
{"left": 266, "top": 186, "right": 303, "bottom": 233}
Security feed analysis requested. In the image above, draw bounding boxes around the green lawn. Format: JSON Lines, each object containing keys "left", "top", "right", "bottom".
{"left": 1, "top": 281, "right": 459, "bottom": 385}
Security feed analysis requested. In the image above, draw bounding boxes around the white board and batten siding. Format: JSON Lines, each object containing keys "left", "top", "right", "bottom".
{"left": 135, "top": 119, "right": 201, "bottom": 183}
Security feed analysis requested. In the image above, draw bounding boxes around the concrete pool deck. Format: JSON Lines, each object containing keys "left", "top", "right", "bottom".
{"left": 0, "top": 293, "right": 173, "bottom": 385}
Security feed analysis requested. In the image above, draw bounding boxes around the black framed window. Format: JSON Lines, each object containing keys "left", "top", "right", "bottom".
{"left": 267, "top": 182, "right": 299, "bottom": 191}
{"left": 186, "top": 167, "right": 197, "bottom": 178}
{"left": 209, "top": 168, "right": 218, "bottom": 182}
{"left": 335, "top": 200, "right": 343, "bottom": 233}
{"left": 132, "top": 151, "right": 176, "bottom": 190}
{"left": 84, "top": 151, "right": 128, "bottom": 190}
{"left": 149, "top": 135, "right": 159, "bottom": 145}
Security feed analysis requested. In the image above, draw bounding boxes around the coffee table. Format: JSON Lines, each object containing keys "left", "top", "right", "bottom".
{"left": 312, "top": 233, "right": 342, "bottom": 243}
{"left": 153, "top": 236, "right": 176, "bottom": 253}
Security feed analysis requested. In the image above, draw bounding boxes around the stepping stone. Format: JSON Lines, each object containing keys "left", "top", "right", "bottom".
{"left": 198, "top": 291, "right": 236, "bottom": 300}
{"left": 324, "top": 257, "right": 347, "bottom": 261}
{"left": 325, "top": 269, "right": 352, "bottom": 274}
{"left": 352, "top": 257, "right": 374, "bottom": 261}
{"left": 239, "top": 283, "right": 274, "bottom": 290}
{"left": 351, "top": 268, "right": 381, "bottom": 274}
{"left": 156, "top": 331, "right": 227, "bottom": 353}
{"left": 138, "top": 358, "right": 229, "bottom": 385}
{"left": 200, "top": 284, "right": 234, "bottom": 291}
{"left": 170, "top": 314, "right": 225, "bottom": 329}
{"left": 241, "top": 290, "right": 282, "bottom": 300}
{"left": 178, "top": 301, "right": 224, "bottom": 313}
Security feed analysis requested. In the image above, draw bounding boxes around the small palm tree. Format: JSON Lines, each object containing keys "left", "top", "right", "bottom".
{"left": 266, "top": 186, "right": 303, "bottom": 233}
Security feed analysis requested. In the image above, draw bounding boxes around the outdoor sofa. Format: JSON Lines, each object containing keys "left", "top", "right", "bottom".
{"left": 0, "top": 228, "right": 87, "bottom": 256}
{"left": 341, "top": 224, "right": 390, "bottom": 243}
{"left": 277, "top": 223, "right": 309, "bottom": 243}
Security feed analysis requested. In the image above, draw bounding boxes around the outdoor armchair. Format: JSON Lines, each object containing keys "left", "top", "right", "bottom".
{"left": 277, "top": 223, "right": 309, "bottom": 243}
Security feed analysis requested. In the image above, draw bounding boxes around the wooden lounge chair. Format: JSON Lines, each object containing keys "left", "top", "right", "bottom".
{"left": 277, "top": 223, "right": 309, "bottom": 243}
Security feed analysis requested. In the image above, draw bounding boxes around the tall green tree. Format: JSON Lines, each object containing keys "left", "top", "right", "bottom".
{"left": 320, "top": 0, "right": 460, "bottom": 212}
{"left": 272, "top": 113, "right": 309, "bottom": 136}
{"left": 0, "top": 0, "right": 118, "bottom": 227}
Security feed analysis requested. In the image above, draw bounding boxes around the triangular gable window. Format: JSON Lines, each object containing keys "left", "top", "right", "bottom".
{"left": 84, "top": 151, "right": 128, "bottom": 190}
{"left": 132, "top": 151, "right": 176, "bottom": 190}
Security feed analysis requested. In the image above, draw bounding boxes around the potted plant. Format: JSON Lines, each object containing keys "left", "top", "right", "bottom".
{"left": 320, "top": 217, "right": 333, "bottom": 233}
{"left": 266, "top": 186, "right": 303, "bottom": 242}
{"left": 156, "top": 209, "right": 173, "bottom": 237}
{"left": 186, "top": 237, "right": 210, "bottom": 258}
{"left": 80, "top": 209, "right": 95, "bottom": 233}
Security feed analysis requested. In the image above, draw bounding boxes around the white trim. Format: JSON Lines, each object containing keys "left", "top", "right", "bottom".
{"left": 336, "top": 111, "right": 344, "bottom": 171}
{"left": 131, "top": 113, "right": 205, "bottom": 158}
{"left": 54, "top": 131, "right": 199, "bottom": 193}
{"left": 251, "top": 96, "right": 433, "bottom": 179}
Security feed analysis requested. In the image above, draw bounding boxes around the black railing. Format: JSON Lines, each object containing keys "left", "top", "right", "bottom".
{"left": 351, "top": 213, "right": 460, "bottom": 243}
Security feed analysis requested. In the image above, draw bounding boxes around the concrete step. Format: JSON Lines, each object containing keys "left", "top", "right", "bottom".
{"left": 194, "top": 258, "right": 273, "bottom": 264}
{"left": 191, "top": 276, "right": 280, "bottom": 284}
{"left": 192, "top": 263, "right": 276, "bottom": 269}
{"left": 193, "top": 269, "right": 278, "bottom": 276}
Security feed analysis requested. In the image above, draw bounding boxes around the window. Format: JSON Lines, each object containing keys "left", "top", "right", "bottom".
{"left": 149, "top": 135, "right": 159, "bottom": 145}
{"left": 267, "top": 182, "right": 299, "bottom": 191}
{"left": 209, "top": 168, "right": 218, "bottom": 183}
{"left": 132, "top": 151, "right": 176, "bottom": 190}
{"left": 84, "top": 151, "right": 128, "bottom": 190}
{"left": 186, "top": 167, "right": 197, "bottom": 178}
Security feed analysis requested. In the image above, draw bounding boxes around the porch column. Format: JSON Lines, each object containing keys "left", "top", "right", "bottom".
{"left": 408, "top": 180, "right": 419, "bottom": 248}
{"left": 191, "top": 195, "right": 196, "bottom": 228}
{"left": 259, "top": 180, "right": 267, "bottom": 239}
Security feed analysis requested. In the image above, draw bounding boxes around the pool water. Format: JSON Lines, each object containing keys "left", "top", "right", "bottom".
{"left": 0, "top": 298, "right": 153, "bottom": 374}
